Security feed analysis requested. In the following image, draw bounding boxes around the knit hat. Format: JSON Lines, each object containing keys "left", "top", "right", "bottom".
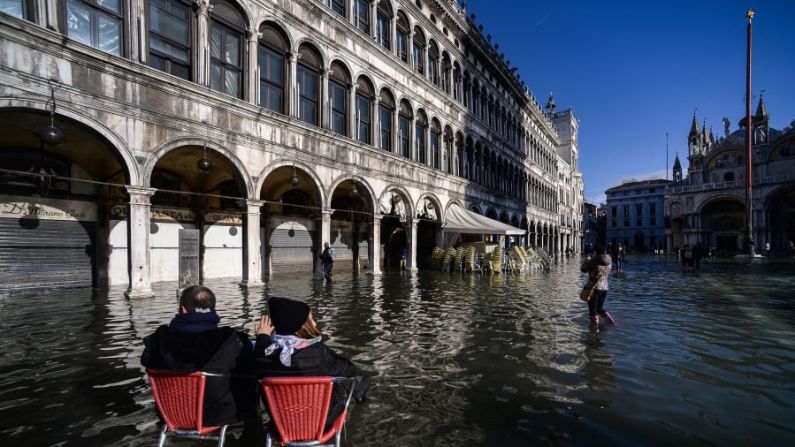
{"left": 268, "top": 297, "right": 311, "bottom": 335}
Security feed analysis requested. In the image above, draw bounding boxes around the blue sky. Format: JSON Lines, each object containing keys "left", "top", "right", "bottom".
{"left": 464, "top": 0, "right": 795, "bottom": 204}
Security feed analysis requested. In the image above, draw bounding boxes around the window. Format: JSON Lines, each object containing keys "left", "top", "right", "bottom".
{"left": 355, "top": 0, "right": 369, "bottom": 34}
{"left": 428, "top": 41, "right": 439, "bottom": 86}
{"left": 379, "top": 89, "right": 394, "bottom": 151}
{"left": 376, "top": 0, "right": 391, "bottom": 50}
{"left": 329, "top": 81, "right": 346, "bottom": 136}
{"left": 636, "top": 203, "right": 643, "bottom": 226}
{"left": 2, "top": 0, "right": 34, "bottom": 20}
{"left": 650, "top": 202, "right": 656, "bottom": 226}
{"left": 430, "top": 120, "right": 441, "bottom": 170}
{"left": 398, "top": 100, "right": 412, "bottom": 158}
{"left": 623, "top": 205, "right": 630, "bottom": 227}
{"left": 356, "top": 77, "right": 374, "bottom": 144}
{"left": 611, "top": 206, "right": 617, "bottom": 227}
{"left": 65, "top": 0, "right": 123, "bottom": 56}
{"left": 330, "top": 0, "right": 345, "bottom": 17}
{"left": 412, "top": 27, "right": 425, "bottom": 75}
{"left": 148, "top": 0, "right": 191, "bottom": 80}
{"left": 396, "top": 12, "right": 409, "bottom": 63}
{"left": 415, "top": 110, "right": 427, "bottom": 164}
{"left": 209, "top": 2, "right": 246, "bottom": 99}
{"left": 259, "top": 24, "right": 288, "bottom": 113}
{"left": 297, "top": 46, "right": 321, "bottom": 126}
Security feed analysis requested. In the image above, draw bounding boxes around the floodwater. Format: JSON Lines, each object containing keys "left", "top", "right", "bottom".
{"left": 1, "top": 256, "right": 794, "bottom": 446}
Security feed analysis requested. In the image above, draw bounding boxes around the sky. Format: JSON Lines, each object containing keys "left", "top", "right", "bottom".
{"left": 464, "top": 0, "right": 795, "bottom": 204}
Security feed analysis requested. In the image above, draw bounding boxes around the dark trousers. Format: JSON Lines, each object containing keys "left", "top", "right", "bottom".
{"left": 588, "top": 290, "right": 608, "bottom": 317}
{"left": 322, "top": 262, "right": 333, "bottom": 279}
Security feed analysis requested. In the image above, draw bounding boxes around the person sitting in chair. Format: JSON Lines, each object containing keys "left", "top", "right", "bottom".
{"left": 254, "top": 297, "right": 369, "bottom": 430}
{"left": 141, "top": 285, "right": 257, "bottom": 427}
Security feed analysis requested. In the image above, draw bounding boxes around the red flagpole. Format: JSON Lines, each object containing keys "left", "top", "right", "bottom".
{"left": 745, "top": 9, "right": 755, "bottom": 256}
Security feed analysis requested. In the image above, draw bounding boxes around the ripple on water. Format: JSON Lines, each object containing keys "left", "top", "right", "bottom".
{"left": 0, "top": 257, "right": 794, "bottom": 445}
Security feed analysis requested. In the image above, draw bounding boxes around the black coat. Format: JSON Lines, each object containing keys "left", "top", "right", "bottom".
{"left": 141, "top": 324, "right": 256, "bottom": 426}
{"left": 254, "top": 334, "right": 358, "bottom": 429}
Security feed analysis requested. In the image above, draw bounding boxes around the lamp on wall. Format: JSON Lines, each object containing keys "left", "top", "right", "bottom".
{"left": 38, "top": 84, "right": 64, "bottom": 147}
{"left": 350, "top": 183, "right": 360, "bottom": 198}
{"left": 197, "top": 121, "right": 212, "bottom": 172}
{"left": 289, "top": 163, "right": 300, "bottom": 187}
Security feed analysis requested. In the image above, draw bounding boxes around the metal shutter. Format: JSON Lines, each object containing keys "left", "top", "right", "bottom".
{"left": 0, "top": 218, "right": 95, "bottom": 290}
{"left": 270, "top": 217, "right": 315, "bottom": 272}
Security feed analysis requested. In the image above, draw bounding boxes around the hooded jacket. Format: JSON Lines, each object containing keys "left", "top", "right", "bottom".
{"left": 141, "top": 313, "right": 256, "bottom": 426}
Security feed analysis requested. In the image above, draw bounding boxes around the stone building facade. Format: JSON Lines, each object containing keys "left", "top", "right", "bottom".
{"left": 664, "top": 99, "right": 795, "bottom": 254}
{"left": 0, "top": 0, "right": 583, "bottom": 294}
{"left": 605, "top": 179, "right": 669, "bottom": 252}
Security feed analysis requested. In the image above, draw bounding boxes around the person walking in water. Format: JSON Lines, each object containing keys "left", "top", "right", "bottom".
{"left": 320, "top": 241, "right": 335, "bottom": 281}
{"left": 581, "top": 243, "right": 616, "bottom": 326}
{"left": 611, "top": 244, "right": 625, "bottom": 274}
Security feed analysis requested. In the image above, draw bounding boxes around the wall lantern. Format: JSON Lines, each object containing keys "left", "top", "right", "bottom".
{"left": 38, "top": 85, "right": 64, "bottom": 146}
{"left": 197, "top": 121, "right": 212, "bottom": 172}
{"left": 289, "top": 163, "right": 300, "bottom": 187}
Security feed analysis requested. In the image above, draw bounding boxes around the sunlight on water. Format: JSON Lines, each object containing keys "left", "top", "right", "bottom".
{"left": 0, "top": 256, "right": 794, "bottom": 446}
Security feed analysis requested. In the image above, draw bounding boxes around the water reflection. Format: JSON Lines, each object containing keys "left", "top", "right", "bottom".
{"left": 0, "top": 256, "right": 794, "bottom": 445}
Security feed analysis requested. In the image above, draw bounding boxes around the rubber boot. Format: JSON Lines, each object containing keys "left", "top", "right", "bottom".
{"left": 589, "top": 315, "right": 599, "bottom": 326}
{"left": 600, "top": 311, "right": 617, "bottom": 325}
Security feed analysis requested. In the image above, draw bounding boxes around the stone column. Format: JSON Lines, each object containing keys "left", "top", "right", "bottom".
{"left": 248, "top": 32, "right": 261, "bottom": 106}
{"left": 407, "top": 218, "right": 418, "bottom": 272}
{"left": 196, "top": 1, "right": 213, "bottom": 86}
{"left": 125, "top": 186, "right": 155, "bottom": 298}
{"left": 392, "top": 107, "right": 400, "bottom": 155}
{"left": 370, "top": 0, "right": 378, "bottom": 39}
{"left": 349, "top": 84, "right": 358, "bottom": 139}
{"left": 368, "top": 214, "right": 382, "bottom": 274}
{"left": 407, "top": 30, "right": 414, "bottom": 70}
{"left": 241, "top": 200, "right": 263, "bottom": 287}
{"left": 288, "top": 51, "right": 299, "bottom": 117}
{"left": 315, "top": 209, "right": 333, "bottom": 278}
{"left": 390, "top": 16, "right": 397, "bottom": 56}
{"left": 321, "top": 68, "right": 330, "bottom": 129}
{"left": 371, "top": 98, "right": 379, "bottom": 148}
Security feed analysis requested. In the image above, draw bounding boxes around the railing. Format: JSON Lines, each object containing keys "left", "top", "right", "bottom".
{"left": 665, "top": 172, "right": 795, "bottom": 194}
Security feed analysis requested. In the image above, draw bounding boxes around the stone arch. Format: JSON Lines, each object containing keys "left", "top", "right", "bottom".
{"left": 255, "top": 159, "right": 327, "bottom": 207}
{"left": 255, "top": 17, "right": 295, "bottom": 51}
{"left": 416, "top": 192, "right": 443, "bottom": 224}
{"left": 295, "top": 39, "right": 327, "bottom": 70}
{"left": 215, "top": 0, "right": 255, "bottom": 32}
{"left": 0, "top": 99, "right": 140, "bottom": 186}
{"left": 378, "top": 185, "right": 415, "bottom": 218}
{"left": 326, "top": 174, "right": 377, "bottom": 213}
{"left": 144, "top": 136, "right": 254, "bottom": 198}
{"left": 696, "top": 194, "right": 744, "bottom": 214}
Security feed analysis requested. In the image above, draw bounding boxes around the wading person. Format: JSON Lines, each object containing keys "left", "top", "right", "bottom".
{"left": 254, "top": 297, "right": 369, "bottom": 429}
{"left": 320, "top": 241, "right": 335, "bottom": 281}
{"left": 611, "top": 244, "right": 625, "bottom": 274}
{"left": 141, "top": 285, "right": 258, "bottom": 428}
{"left": 580, "top": 243, "right": 616, "bottom": 326}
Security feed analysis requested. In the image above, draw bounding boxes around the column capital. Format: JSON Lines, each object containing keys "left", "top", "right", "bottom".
{"left": 372, "top": 213, "right": 383, "bottom": 222}
{"left": 320, "top": 208, "right": 334, "bottom": 218}
{"left": 126, "top": 186, "right": 156, "bottom": 204}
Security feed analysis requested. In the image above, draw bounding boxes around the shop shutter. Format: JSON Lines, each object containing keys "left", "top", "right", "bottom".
{"left": 0, "top": 218, "right": 95, "bottom": 290}
{"left": 269, "top": 217, "right": 315, "bottom": 272}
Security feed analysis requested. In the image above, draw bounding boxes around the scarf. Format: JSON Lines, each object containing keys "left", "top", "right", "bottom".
{"left": 264, "top": 334, "right": 322, "bottom": 367}
{"left": 169, "top": 311, "right": 221, "bottom": 333}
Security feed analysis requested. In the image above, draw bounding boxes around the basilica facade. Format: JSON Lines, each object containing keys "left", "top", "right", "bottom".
{"left": 0, "top": 0, "right": 583, "bottom": 293}
{"left": 665, "top": 98, "right": 795, "bottom": 255}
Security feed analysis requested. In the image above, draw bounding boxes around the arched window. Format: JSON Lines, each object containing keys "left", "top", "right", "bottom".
{"left": 412, "top": 26, "right": 425, "bottom": 75}
{"left": 148, "top": 0, "right": 192, "bottom": 80}
{"left": 472, "top": 80, "right": 480, "bottom": 116}
{"left": 415, "top": 109, "right": 428, "bottom": 164}
{"left": 356, "top": 76, "right": 374, "bottom": 144}
{"left": 398, "top": 99, "right": 413, "bottom": 158}
{"left": 480, "top": 86, "right": 487, "bottom": 121}
{"left": 463, "top": 71, "right": 471, "bottom": 109}
{"left": 64, "top": 0, "right": 124, "bottom": 56}
{"left": 330, "top": 0, "right": 346, "bottom": 18}
{"left": 455, "top": 132, "right": 464, "bottom": 177}
{"left": 488, "top": 96, "right": 495, "bottom": 128}
{"left": 379, "top": 89, "right": 395, "bottom": 151}
{"left": 441, "top": 52, "right": 451, "bottom": 94}
{"left": 396, "top": 11, "right": 409, "bottom": 63}
{"left": 209, "top": 0, "right": 245, "bottom": 99}
{"left": 297, "top": 44, "right": 321, "bottom": 126}
{"left": 430, "top": 119, "right": 441, "bottom": 169}
{"left": 328, "top": 61, "right": 350, "bottom": 136}
{"left": 453, "top": 63, "right": 461, "bottom": 102}
{"left": 258, "top": 23, "right": 288, "bottom": 113}
{"left": 376, "top": 0, "right": 392, "bottom": 50}
{"left": 355, "top": 0, "right": 370, "bottom": 34}
{"left": 428, "top": 40, "right": 440, "bottom": 86}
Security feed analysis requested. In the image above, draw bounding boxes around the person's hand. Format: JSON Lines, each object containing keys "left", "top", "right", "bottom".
{"left": 256, "top": 316, "right": 274, "bottom": 336}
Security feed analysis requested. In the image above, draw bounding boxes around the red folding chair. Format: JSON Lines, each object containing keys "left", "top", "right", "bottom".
{"left": 261, "top": 376, "right": 356, "bottom": 447}
{"left": 146, "top": 369, "right": 229, "bottom": 447}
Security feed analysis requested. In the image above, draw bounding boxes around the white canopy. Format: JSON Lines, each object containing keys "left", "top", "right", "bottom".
{"left": 442, "top": 203, "right": 525, "bottom": 235}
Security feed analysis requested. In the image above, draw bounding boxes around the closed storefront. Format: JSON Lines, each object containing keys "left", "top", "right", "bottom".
{"left": 267, "top": 216, "right": 315, "bottom": 273}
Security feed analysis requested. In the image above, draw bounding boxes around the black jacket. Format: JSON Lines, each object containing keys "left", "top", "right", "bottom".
{"left": 141, "top": 317, "right": 256, "bottom": 426}
{"left": 254, "top": 334, "right": 359, "bottom": 429}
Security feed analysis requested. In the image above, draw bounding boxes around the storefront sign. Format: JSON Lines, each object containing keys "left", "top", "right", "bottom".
{"left": 0, "top": 195, "right": 96, "bottom": 222}
{"left": 178, "top": 229, "right": 201, "bottom": 288}
{"left": 109, "top": 205, "right": 241, "bottom": 225}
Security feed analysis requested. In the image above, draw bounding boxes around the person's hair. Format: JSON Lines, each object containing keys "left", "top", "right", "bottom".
{"left": 179, "top": 285, "right": 216, "bottom": 312}
{"left": 594, "top": 243, "right": 606, "bottom": 254}
{"left": 294, "top": 312, "right": 321, "bottom": 338}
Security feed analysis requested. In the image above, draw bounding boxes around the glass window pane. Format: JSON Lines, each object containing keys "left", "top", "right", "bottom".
{"left": 332, "top": 0, "right": 345, "bottom": 16}
{"left": 167, "top": 12, "right": 189, "bottom": 45}
{"left": 97, "top": 14, "right": 120, "bottom": 56}
{"left": 171, "top": 62, "right": 189, "bottom": 80}
{"left": 210, "top": 26, "right": 222, "bottom": 59}
{"left": 224, "top": 68, "right": 240, "bottom": 97}
{"left": 357, "top": 96, "right": 369, "bottom": 122}
{"left": 224, "top": 31, "right": 240, "bottom": 66}
{"left": 97, "top": 0, "right": 120, "bottom": 14}
{"left": 333, "top": 112, "right": 345, "bottom": 135}
{"left": 0, "top": 0, "right": 24, "bottom": 19}
{"left": 210, "top": 63, "right": 222, "bottom": 91}
{"left": 266, "top": 51, "right": 284, "bottom": 85}
{"left": 66, "top": 0, "right": 92, "bottom": 47}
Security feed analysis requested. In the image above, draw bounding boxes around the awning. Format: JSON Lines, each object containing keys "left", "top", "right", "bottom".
{"left": 442, "top": 203, "right": 525, "bottom": 235}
